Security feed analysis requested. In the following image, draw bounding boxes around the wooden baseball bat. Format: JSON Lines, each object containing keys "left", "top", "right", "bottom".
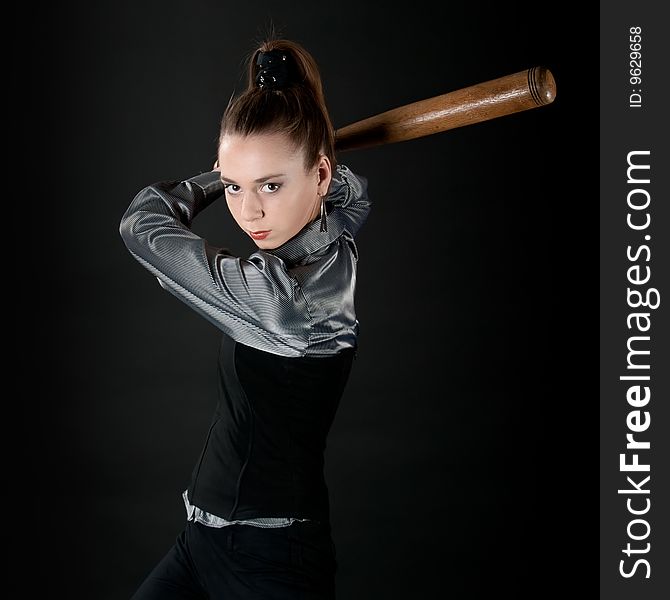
{"left": 334, "top": 66, "right": 556, "bottom": 152}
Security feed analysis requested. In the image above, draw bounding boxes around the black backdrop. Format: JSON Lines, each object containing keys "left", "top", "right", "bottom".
{"left": 32, "top": 1, "right": 599, "bottom": 597}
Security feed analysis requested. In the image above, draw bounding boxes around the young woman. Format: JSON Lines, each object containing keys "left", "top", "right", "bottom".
{"left": 119, "top": 38, "right": 371, "bottom": 599}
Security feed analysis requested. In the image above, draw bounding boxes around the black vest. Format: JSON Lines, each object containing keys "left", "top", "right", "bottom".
{"left": 187, "top": 332, "right": 356, "bottom": 525}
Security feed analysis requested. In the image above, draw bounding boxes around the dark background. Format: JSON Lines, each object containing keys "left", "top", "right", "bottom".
{"left": 32, "top": 1, "right": 599, "bottom": 597}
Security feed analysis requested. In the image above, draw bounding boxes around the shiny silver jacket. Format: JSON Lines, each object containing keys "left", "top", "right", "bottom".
{"left": 119, "top": 163, "right": 372, "bottom": 357}
{"left": 119, "top": 163, "right": 372, "bottom": 528}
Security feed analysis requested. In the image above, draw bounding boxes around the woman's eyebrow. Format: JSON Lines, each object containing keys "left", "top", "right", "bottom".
{"left": 220, "top": 173, "right": 287, "bottom": 184}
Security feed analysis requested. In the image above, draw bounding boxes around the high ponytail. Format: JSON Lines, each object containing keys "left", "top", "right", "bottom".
{"left": 218, "top": 38, "right": 337, "bottom": 174}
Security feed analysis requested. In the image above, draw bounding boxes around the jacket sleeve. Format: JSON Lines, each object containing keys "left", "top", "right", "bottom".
{"left": 326, "top": 164, "right": 372, "bottom": 239}
{"left": 118, "top": 170, "right": 308, "bottom": 355}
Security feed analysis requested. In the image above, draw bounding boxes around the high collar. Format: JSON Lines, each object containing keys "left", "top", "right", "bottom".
{"left": 263, "top": 164, "right": 351, "bottom": 266}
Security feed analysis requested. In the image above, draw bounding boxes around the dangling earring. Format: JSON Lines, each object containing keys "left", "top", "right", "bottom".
{"left": 319, "top": 193, "right": 328, "bottom": 232}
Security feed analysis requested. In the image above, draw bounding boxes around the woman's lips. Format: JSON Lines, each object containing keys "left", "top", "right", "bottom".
{"left": 249, "top": 230, "right": 271, "bottom": 240}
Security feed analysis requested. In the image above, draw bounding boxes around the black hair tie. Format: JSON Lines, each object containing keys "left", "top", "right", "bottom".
{"left": 255, "top": 49, "right": 291, "bottom": 90}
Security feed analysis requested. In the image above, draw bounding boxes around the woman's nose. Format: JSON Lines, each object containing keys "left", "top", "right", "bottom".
{"left": 240, "top": 193, "right": 264, "bottom": 221}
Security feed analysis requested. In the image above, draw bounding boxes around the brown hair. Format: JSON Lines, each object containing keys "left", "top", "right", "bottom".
{"left": 218, "top": 38, "right": 337, "bottom": 175}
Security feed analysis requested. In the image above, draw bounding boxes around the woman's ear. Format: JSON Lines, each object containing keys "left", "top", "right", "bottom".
{"left": 316, "top": 154, "right": 332, "bottom": 195}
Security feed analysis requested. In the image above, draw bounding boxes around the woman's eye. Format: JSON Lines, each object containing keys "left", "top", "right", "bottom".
{"left": 223, "top": 184, "right": 241, "bottom": 194}
{"left": 262, "top": 183, "right": 281, "bottom": 193}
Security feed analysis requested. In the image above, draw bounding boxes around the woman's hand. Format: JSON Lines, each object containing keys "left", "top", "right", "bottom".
{"left": 212, "top": 159, "right": 220, "bottom": 172}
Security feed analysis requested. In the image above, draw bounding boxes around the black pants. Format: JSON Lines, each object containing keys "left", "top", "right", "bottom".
{"left": 130, "top": 519, "right": 337, "bottom": 599}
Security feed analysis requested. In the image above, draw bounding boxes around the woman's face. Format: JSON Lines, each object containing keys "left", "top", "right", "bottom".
{"left": 217, "top": 132, "right": 331, "bottom": 250}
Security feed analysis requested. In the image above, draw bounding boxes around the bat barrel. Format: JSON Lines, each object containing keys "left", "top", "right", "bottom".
{"left": 334, "top": 66, "right": 556, "bottom": 152}
{"left": 527, "top": 65, "right": 556, "bottom": 106}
